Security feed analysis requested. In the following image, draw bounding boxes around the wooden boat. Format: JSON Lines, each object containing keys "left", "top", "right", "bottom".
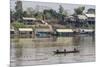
{"left": 53, "top": 49, "right": 79, "bottom": 54}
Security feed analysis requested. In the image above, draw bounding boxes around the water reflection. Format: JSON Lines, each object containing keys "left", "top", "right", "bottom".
{"left": 10, "top": 35, "right": 95, "bottom": 66}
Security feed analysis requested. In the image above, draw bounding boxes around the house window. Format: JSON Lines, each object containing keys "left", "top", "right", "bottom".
{"left": 20, "top": 31, "right": 26, "bottom": 34}
{"left": 29, "top": 32, "right": 32, "bottom": 34}
{"left": 11, "top": 31, "right": 14, "bottom": 34}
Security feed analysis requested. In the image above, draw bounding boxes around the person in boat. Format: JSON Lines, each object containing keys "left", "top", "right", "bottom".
{"left": 64, "top": 49, "right": 66, "bottom": 52}
{"left": 56, "top": 49, "right": 59, "bottom": 53}
{"left": 74, "top": 48, "right": 77, "bottom": 51}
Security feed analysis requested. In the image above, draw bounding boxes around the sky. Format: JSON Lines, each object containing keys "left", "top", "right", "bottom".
{"left": 10, "top": 0, "right": 95, "bottom": 15}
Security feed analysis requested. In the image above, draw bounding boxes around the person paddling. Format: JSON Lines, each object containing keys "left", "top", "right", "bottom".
{"left": 64, "top": 49, "right": 66, "bottom": 52}
{"left": 74, "top": 48, "right": 77, "bottom": 51}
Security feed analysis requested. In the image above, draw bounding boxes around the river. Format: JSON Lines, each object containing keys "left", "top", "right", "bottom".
{"left": 10, "top": 35, "right": 95, "bottom": 66}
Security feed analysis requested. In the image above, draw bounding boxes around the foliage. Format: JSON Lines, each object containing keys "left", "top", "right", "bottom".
{"left": 58, "top": 5, "right": 67, "bottom": 22}
{"left": 15, "top": 1, "right": 23, "bottom": 22}
{"left": 34, "top": 12, "right": 43, "bottom": 20}
{"left": 43, "top": 9, "right": 58, "bottom": 20}
{"left": 10, "top": 10, "right": 15, "bottom": 22}
{"left": 10, "top": 3, "right": 95, "bottom": 29}
{"left": 12, "top": 22, "right": 25, "bottom": 29}
{"left": 59, "top": 5, "right": 64, "bottom": 14}
{"left": 23, "top": 11, "right": 28, "bottom": 17}
{"left": 74, "top": 6, "right": 85, "bottom": 15}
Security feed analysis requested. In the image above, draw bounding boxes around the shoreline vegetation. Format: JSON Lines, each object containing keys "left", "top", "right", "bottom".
{"left": 10, "top": 1, "right": 95, "bottom": 38}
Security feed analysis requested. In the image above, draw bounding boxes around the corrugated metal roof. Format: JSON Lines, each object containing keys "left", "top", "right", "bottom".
{"left": 19, "top": 28, "right": 33, "bottom": 31}
{"left": 56, "top": 29, "right": 73, "bottom": 32}
{"left": 10, "top": 29, "right": 15, "bottom": 31}
{"left": 80, "top": 29, "right": 94, "bottom": 32}
{"left": 85, "top": 14, "right": 95, "bottom": 18}
{"left": 36, "top": 29, "right": 52, "bottom": 32}
{"left": 23, "top": 17, "right": 36, "bottom": 20}
{"left": 77, "top": 15, "right": 87, "bottom": 20}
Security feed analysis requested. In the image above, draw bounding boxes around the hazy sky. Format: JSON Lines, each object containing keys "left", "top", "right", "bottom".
{"left": 10, "top": 0, "right": 95, "bottom": 15}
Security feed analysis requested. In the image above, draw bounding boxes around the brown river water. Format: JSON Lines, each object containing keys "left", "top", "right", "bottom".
{"left": 10, "top": 35, "right": 95, "bottom": 66}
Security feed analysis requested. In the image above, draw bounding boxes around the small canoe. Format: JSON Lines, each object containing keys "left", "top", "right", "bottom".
{"left": 53, "top": 50, "right": 79, "bottom": 54}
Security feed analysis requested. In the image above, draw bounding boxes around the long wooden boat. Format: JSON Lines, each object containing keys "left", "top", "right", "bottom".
{"left": 53, "top": 49, "right": 79, "bottom": 54}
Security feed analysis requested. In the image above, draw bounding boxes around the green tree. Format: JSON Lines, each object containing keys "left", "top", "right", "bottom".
{"left": 59, "top": 5, "right": 64, "bottom": 14}
{"left": 10, "top": 10, "right": 15, "bottom": 22}
{"left": 43, "top": 9, "right": 58, "bottom": 20}
{"left": 73, "top": 6, "right": 85, "bottom": 28}
{"left": 26, "top": 7, "right": 35, "bottom": 17}
{"left": 23, "top": 11, "right": 28, "bottom": 17}
{"left": 58, "top": 5, "right": 66, "bottom": 22}
{"left": 12, "top": 22, "right": 25, "bottom": 29}
{"left": 15, "top": 1, "right": 23, "bottom": 22}
{"left": 74, "top": 6, "right": 85, "bottom": 15}
{"left": 34, "top": 12, "right": 43, "bottom": 20}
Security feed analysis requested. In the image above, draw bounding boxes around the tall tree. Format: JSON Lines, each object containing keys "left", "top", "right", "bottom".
{"left": 34, "top": 12, "right": 43, "bottom": 20}
{"left": 10, "top": 10, "right": 15, "bottom": 22}
{"left": 73, "top": 6, "right": 85, "bottom": 28}
{"left": 23, "top": 11, "right": 28, "bottom": 17}
{"left": 15, "top": 0, "right": 23, "bottom": 22}
{"left": 58, "top": 5, "right": 65, "bottom": 22}
{"left": 74, "top": 6, "right": 85, "bottom": 15}
{"left": 26, "top": 7, "right": 35, "bottom": 17}
{"left": 59, "top": 5, "right": 64, "bottom": 14}
{"left": 43, "top": 9, "right": 58, "bottom": 20}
